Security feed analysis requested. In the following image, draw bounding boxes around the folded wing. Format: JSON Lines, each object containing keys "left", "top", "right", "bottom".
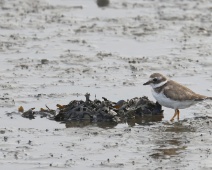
{"left": 163, "top": 80, "right": 207, "bottom": 101}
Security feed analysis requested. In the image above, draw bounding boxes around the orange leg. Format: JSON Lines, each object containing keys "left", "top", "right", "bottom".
{"left": 177, "top": 109, "right": 180, "bottom": 120}
{"left": 170, "top": 109, "right": 180, "bottom": 121}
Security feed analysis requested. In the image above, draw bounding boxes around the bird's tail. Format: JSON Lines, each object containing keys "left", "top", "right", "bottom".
{"left": 195, "top": 96, "right": 212, "bottom": 101}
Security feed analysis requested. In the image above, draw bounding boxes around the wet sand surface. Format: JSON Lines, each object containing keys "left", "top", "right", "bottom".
{"left": 0, "top": 0, "right": 212, "bottom": 169}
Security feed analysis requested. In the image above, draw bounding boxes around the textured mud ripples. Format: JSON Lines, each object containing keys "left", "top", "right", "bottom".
{"left": 0, "top": 117, "right": 212, "bottom": 169}
{"left": 0, "top": 0, "right": 212, "bottom": 169}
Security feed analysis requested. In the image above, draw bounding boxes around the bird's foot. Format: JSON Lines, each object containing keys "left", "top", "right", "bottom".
{"left": 170, "top": 109, "right": 180, "bottom": 121}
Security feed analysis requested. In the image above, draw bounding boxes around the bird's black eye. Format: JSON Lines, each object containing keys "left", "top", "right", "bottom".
{"left": 153, "top": 78, "right": 157, "bottom": 82}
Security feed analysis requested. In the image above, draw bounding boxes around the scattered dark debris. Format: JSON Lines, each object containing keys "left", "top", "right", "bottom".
{"left": 4, "top": 136, "right": 8, "bottom": 142}
{"left": 96, "top": 0, "right": 109, "bottom": 7}
{"left": 16, "top": 105, "right": 56, "bottom": 120}
{"left": 128, "top": 60, "right": 137, "bottom": 64}
{"left": 0, "top": 130, "right": 5, "bottom": 134}
{"left": 28, "top": 140, "right": 32, "bottom": 145}
{"left": 13, "top": 93, "right": 163, "bottom": 125}
{"left": 20, "top": 107, "right": 35, "bottom": 119}
{"left": 41, "top": 59, "right": 49, "bottom": 64}
{"left": 96, "top": 52, "right": 112, "bottom": 57}
{"left": 19, "top": 64, "right": 29, "bottom": 69}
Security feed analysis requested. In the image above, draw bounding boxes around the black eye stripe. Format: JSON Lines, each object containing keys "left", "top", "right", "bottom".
{"left": 153, "top": 78, "right": 157, "bottom": 82}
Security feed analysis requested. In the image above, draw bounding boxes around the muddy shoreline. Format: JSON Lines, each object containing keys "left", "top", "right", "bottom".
{"left": 0, "top": 0, "right": 212, "bottom": 169}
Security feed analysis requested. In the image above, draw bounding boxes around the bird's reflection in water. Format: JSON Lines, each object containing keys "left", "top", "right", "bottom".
{"left": 164, "top": 121, "right": 196, "bottom": 133}
{"left": 149, "top": 121, "right": 197, "bottom": 160}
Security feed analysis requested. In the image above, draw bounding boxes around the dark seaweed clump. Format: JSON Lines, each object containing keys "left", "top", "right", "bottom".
{"left": 18, "top": 93, "right": 163, "bottom": 123}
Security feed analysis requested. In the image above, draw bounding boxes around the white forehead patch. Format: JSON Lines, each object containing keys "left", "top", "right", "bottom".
{"left": 150, "top": 76, "right": 163, "bottom": 80}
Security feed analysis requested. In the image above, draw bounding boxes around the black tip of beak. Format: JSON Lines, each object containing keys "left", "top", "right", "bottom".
{"left": 143, "top": 81, "right": 150, "bottom": 85}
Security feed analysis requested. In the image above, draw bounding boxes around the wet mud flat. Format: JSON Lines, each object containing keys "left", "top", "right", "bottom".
{"left": 1, "top": 116, "right": 212, "bottom": 170}
{"left": 0, "top": 0, "right": 212, "bottom": 169}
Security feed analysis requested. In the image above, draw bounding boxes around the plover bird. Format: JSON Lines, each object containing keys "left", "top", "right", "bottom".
{"left": 143, "top": 73, "right": 212, "bottom": 121}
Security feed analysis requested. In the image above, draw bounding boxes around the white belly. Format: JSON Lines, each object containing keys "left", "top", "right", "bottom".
{"left": 151, "top": 89, "right": 197, "bottom": 109}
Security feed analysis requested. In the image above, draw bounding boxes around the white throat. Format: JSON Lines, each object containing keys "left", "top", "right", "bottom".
{"left": 151, "top": 80, "right": 168, "bottom": 88}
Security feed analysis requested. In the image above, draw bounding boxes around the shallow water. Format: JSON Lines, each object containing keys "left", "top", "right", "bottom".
{"left": 0, "top": 0, "right": 212, "bottom": 169}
